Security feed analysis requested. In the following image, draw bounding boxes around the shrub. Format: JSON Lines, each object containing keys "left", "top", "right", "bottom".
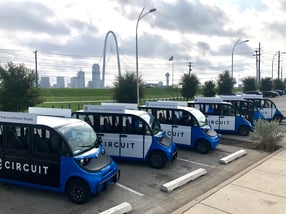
{"left": 250, "top": 119, "right": 285, "bottom": 152}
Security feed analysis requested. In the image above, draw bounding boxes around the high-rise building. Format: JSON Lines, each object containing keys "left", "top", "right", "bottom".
{"left": 71, "top": 76, "right": 78, "bottom": 88}
{"left": 77, "top": 71, "right": 85, "bottom": 88}
{"left": 40, "top": 76, "right": 50, "bottom": 88}
{"left": 56, "top": 76, "right": 65, "bottom": 88}
{"left": 92, "top": 64, "right": 103, "bottom": 88}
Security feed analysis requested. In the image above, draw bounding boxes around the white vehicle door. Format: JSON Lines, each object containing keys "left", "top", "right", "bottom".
{"left": 98, "top": 116, "right": 120, "bottom": 157}
{"left": 161, "top": 122, "right": 191, "bottom": 145}
{"left": 157, "top": 110, "right": 174, "bottom": 142}
{"left": 171, "top": 110, "right": 192, "bottom": 146}
{"left": 160, "top": 123, "right": 173, "bottom": 141}
{"left": 199, "top": 103, "right": 221, "bottom": 131}
{"left": 120, "top": 116, "right": 150, "bottom": 158}
{"left": 259, "top": 99, "right": 276, "bottom": 120}
{"left": 259, "top": 108, "right": 273, "bottom": 120}
{"left": 206, "top": 115, "right": 220, "bottom": 130}
{"left": 218, "top": 104, "right": 236, "bottom": 131}
{"left": 101, "top": 133, "right": 120, "bottom": 157}
{"left": 217, "top": 115, "right": 235, "bottom": 131}
{"left": 157, "top": 109, "right": 191, "bottom": 145}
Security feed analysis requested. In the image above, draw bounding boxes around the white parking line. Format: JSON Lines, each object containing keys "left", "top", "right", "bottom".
{"left": 177, "top": 157, "right": 216, "bottom": 168}
{"left": 116, "top": 183, "right": 144, "bottom": 197}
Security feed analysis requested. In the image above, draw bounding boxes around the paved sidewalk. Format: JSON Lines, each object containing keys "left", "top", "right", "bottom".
{"left": 173, "top": 142, "right": 286, "bottom": 214}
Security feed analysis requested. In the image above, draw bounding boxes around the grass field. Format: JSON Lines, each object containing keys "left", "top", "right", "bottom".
{"left": 37, "top": 87, "right": 187, "bottom": 111}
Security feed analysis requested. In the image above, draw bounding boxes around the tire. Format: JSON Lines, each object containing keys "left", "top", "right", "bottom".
{"left": 273, "top": 115, "right": 282, "bottom": 123}
{"left": 195, "top": 139, "right": 210, "bottom": 154}
{"left": 238, "top": 125, "right": 249, "bottom": 136}
{"left": 148, "top": 151, "right": 167, "bottom": 169}
{"left": 67, "top": 179, "right": 90, "bottom": 204}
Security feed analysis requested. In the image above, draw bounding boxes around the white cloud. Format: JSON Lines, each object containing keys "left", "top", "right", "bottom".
{"left": 0, "top": 0, "right": 286, "bottom": 86}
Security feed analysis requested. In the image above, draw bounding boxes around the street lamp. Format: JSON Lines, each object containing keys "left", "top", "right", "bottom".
{"left": 136, "top": 7, "right": 156, "bottom": 105}
{"left": 281, "top": 52, "right": 286, "bottom": 80}
{"left": 272, "top": 51, "right": 279, "bottom": 82}
{"left": 34, "top": 50, "right": 38, "bottom": 88}
{"left": 231, "top": 38, "right": 249, "bottom": 78}
{"left": 272, "top": 51, "right": 286, "bottom": 81}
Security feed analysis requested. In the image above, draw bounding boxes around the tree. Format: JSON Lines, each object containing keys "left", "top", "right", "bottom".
{"left": 180, "top": 74, "right": 199, "bottom": 100}
{"left": 260, "top": 77, "right": 272, "bottom": 91}
{"left": 273, "top": 78, "right": 284, "bottom": 90}
{"left": 202, "top": 80, "right": 216, "bottom": 97}
{"left": 242, "top": 77, "right": 256, "bottom": 92}
{"left": 113, "top": 72, "right": 144, "bottom": 103}
{"left": 0, "top": 62, "right": 43, "bottom": 112}
{"left": 217, "top": 70, "right": 235, "bottom": 95}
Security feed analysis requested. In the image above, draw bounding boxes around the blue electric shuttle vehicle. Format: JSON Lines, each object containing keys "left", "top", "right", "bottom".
{"left": 72, "top": 104, "right": 177, "bottom": 169}
{"left": 218, "top": 95, "right": 265, "bottom": 123}
{"left": 241, "top": 94, "right": 285, "bottom": 122}
{"left": 188, "top": 97, "right": 253, "bottom": 136}
{"left": 0, "top": 109, "right": 119, "bottom": 204}
{"left": 140, "top": 101, "right": 221, "bottom": 154}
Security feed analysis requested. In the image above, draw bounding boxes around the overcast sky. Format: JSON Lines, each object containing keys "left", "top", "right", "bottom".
{"left": 0, "top": 0, "right": 285, "bottom": 86}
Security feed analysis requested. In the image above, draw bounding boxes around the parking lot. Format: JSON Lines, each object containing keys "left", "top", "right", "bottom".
{"left": 1, "top": 96, "right": 286, "bottom": 214}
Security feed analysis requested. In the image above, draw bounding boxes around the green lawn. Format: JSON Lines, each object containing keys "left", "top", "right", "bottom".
{"left": 37, "top": 87, "right": 186, "bottom": 111}
{"left": 36, "top": 87, "right": 244, "bottom": 111}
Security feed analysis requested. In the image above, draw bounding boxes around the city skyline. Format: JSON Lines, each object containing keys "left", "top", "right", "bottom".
{"left": 39, "top": 62, "right": 166, "bottom": 88}
{"left": 39, "top": 63, "right": 102, "bottom": 88}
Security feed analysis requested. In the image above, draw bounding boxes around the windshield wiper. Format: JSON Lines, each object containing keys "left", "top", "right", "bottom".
{"left": 80, "top": 145, "right": 93, "bottom": 148}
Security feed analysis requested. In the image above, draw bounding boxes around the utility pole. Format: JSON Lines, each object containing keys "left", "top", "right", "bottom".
{"left": 169, "top": 56, "right": 174, "bottom": 86}
{"left": 254, "top": 43, "right": 261, "bottom": 86}
{"left": 254, "top": 50, "right": 259, "bottom": 85}
{"left": 278, "top": 51, "right": 281, "bottom": 80}
{"left": 258, "top": 43, "right": 261, "bottom": 84}
{"left": 34, "top": 50, "right": 38, "bottom": 88}
{"left": 188, "top": 62, "right": 192, "bottom": 76}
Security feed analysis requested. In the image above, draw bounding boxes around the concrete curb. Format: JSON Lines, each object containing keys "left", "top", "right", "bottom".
{"left": 161, "top": 168, "right": 207, "bottom": 192}
{"left": 99, "top": 202, "right": 132, "bottom": 214}
{"left": 219, "top": 149, "right": 247, "bottom": 164}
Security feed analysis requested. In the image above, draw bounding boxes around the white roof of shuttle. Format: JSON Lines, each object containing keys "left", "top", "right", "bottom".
{"left": 82, "top": 104, "right": 150, "bottom": 118}
{"left": 0, "top": 111, "right": 86, "bottom": 128}
{"left": 37, "top": 115, "right": 86, "bottom": 128}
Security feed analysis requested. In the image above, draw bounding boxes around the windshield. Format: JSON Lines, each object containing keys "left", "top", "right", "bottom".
{"left": 190, "top": 108, "right": 208, "bottom": 127}
{"left": 57, "top": 122, "right": 98, "bottom": 155}
{"left": 140, "top": 112, "right": 161, "bottom": 134}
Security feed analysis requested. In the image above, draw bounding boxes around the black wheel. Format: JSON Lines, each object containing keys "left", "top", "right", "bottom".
{"left": 148, "top": 151, "right": 166, "bottom": 169}
{"left": 67, "top": 179, "right": 90, "bottom": 204}
{"left": 238, "top": 125, "right": 249, "bottom": 136}
{"left": 273, "top": 115, "right": 282, "bottom": 123}
{"left": 195, "top": 139, "right": 210, "bottom": 154}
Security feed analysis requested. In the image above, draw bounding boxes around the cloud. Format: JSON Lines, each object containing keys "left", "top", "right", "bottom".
{"left": 115, "top": 0, "right": 244, "bottom": 37}
{"left": 0, "top": 1, "right": 70, "bottom": 34}
{"left": 153, "top": 0, "right": 242, "bottom": 36}
{"left": 0, "top": 0, "right": 284, "bottom": 86}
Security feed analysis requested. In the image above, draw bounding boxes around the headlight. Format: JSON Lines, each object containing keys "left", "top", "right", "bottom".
{"left": 101, "top": 148, "right": 106, "bottom": 154}
{"left": 204, "top": 128, "right": 218, "bottom": 137}
{"left": 79, "top": 158, "right": 90, "bottom": 166}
